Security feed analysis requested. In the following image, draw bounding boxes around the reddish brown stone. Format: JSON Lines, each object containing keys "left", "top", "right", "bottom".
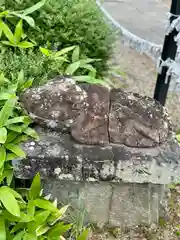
{"left": 71, "top": 84, "right": 110, "bottom": 145}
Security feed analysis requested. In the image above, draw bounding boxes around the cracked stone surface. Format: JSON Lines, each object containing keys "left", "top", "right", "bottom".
{"left": 20, "top": 76, "right": 171, "bottom": 148}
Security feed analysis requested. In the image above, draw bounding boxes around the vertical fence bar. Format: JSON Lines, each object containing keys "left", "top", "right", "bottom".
{"left": 153, "top": 0, "right": 180, "bottom": 105}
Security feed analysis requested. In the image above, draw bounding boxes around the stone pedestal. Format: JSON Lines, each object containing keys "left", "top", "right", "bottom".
{"left": 13, "top": 127, "right": 180, "bottom": 227}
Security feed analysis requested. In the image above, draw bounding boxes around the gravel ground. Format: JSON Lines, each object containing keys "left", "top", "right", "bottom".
{"left": 110, "top": 41, "right": 180, "bottom": 131}
{"left": 90, "top": 186, "right": 180, "bottom": 240}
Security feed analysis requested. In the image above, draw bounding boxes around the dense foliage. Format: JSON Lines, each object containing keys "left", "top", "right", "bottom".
{"left": 4, "top": 0, "right": 115, "bottom": 75}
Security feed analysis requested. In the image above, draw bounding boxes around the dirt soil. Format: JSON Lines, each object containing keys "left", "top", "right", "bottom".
{"left": 110, "top": 41, "right": 180, "bottom": 131}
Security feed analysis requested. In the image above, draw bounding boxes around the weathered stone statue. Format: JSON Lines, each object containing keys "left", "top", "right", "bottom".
{"left": 20, "top": 76, "right": 170, "bottom": 148}
{"left": 17, "top": 76, "right": 180, "bottom": 227}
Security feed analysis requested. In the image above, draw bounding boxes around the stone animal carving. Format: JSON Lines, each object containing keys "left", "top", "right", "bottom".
{"left": 20, "top": 76, "right": 171, "bottom": 148}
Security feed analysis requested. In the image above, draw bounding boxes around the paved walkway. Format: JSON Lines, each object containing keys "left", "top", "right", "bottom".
{"left": 102, "top": 0, "right": 170, "bottom": 44}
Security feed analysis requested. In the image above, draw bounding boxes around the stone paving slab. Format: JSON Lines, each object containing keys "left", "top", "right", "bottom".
{"left": 103, "top": 0, "right": 170, "bottom": 44}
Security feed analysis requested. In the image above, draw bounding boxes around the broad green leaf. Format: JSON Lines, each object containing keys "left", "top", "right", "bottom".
{"left": 21, "top": 16, "right": 35, "bottom": 28}
{"left": 36, "top": 224, "right": 50, "bottom": 236}
{"left": 29, "top": 173, "right": 41, "bottom": 200}
{"left": 23, "top": 127, "right": 39, "bottom": 140}
{"left": 14, "top": 20, "right": 23, "bottom": 44}
{"left": 12, "top": 231, "right": 24, "bottom": 240}
{"left": 34, "top": 210, "right": 50, "bottom": 225}
{"left": 0, "top": 92, "right": 15, "bottom": 100}
{"left": 77, "top": 228, "right": 90, "bottom": 240}
{"left": 65, "top": 61, "right": 81, "bottom": 75}
{"left": 23, "top": 0, "right": 46, "bottom": 16}
{"left": 23, "top": 232, "right": 37, "bottom": 240}
{"left": 1, "top": 40, "right": 16, "bottom": 46}
{"left": 79, "top": 58, "right": 100, "bottom": 65}
{"left": 40, "top": 47, "right": 51, "bottom": 56}
{"left": 54, "top": 46, "right": 76, "bottom": 57}
{"left": 80, "top": 64, "right": 96, "bottom": 73}
{"left": 0, "top": 73, "right": 10, "bottom": 86}
{"left": 48, "top": 222, "right": 72, "bottom": 238}
{"left": 3, "top": 169, "right": 13, "bottom": 185}
{"left": 0, "top": 186, "right": 20, "bottom": 217}
{"left": 0, "top": 11, "right": 8, "bottom": 17}
{"left": 0, "top": 97, "right": 17, "bottom": 127}
{"left": 176, "top": 134, "right": 180, "bottom": 143}
{"left": 20, "top": 80, "right": 33, "bottom": 92}
{"left": 0, "top": 20, "right": 15, "bottom": 43}
{"left": 34, "top": 199, "right": 58, "bottom": 212}
{"left": 13, "top": 135, "right": 29, "bottom": 144}
{"left": 5, "top": 153, "right": 18, "bottom": 161}
{"left": 0, "top": 28, "right": 2, "bottom": 38}
{"left": 18, "top": 41, "right": 34, "bottom": 48}
{"left": 0, "top": 146, "right": 6, "bottom": 168}
{"left": 5, "top": 144, "right": 26, "bottom": 158}
{"left": 27, "top": 200, "right": 35, "bottom": 217}
{"left": 72, "top": 46, "right": 80, "bottom": 63}
{"left": 9, "top": 188, "right": 25, "bottom": 201}
{"left": 73, "top": 76, "right": 108, "bottom": 87}
{"left": 0, "top": 0, "right": 4, "bottom": 6}
{"left": 7, "top": 125, "right": 25, "bottom": 133}
{"left": 6, "top": 131, "right": 20, "bottom": 144}
{"left": 47, "top": 205, "right": 69, "bottom": 226}
{"left": 11, "top": 223, "right": 25, "bottom": 234}
{"left": 0, "top": 127, "right": 7, "bottom": 143}
{"left": 5, "top": 116, "right": 32, "bottom": 126}
{"left": 17, "top": 70, "right": 25, "bottom": 87}
{"left": 0, "top": 216, "right": 6, "bottom": 240}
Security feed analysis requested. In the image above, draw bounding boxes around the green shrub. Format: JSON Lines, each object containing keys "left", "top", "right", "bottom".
{"left": 4, "top": 0, "right": 115, "bottom": 75}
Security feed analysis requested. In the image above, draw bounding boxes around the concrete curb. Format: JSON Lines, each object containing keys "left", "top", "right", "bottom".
{"left": 96, "top": 0, "right": 162, "bottom": 61}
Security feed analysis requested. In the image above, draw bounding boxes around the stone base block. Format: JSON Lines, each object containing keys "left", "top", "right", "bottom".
{"left": 42, "top": 180, "right": 167, "bottom": 228}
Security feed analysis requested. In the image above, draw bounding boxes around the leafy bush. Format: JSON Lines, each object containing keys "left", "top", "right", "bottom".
{"left": 4, "top": 0, "right": 115, "bottom": 75}
{"left": 0, "top": 73, "right": 90, "bottom": 239}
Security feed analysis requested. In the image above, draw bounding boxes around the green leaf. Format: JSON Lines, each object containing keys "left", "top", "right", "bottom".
{"left": 23, "top": 232, "right": 37, "bottom": 240}
{"left": 27, "top": 200, "right": 35, "bottom": 217}
{"left": 0, "top": 92, "right": 15, "bottom": 100}
{"left": 17, "top": 41, "right": 34, "bottom": 48}
{"left": 14, "top": 20, "right": 23, "bottom": 44}
{"left": 54, "top": 46, "right": 76, "bottom": 57}
{"left": 12, "top": 231, "right": 24, "bottom": 240}
{"left": 17, "top": 70, "right": 25, "bottom": 87}
{"left": 0, "top": 97, "right": 17, "bottom": 127}
{"left": 0, "top": 146, "right": 6, "bottom": 168}
{"left": 19, "top": 80, "right": 33, "bottom": 92}
{"left": 80, "top": 64, "right": 96, "bottom": 73}
{"left": 36, "top": 224, "right": 50, "bottom": 236}
{"left": 13, "top": 135, "right": 29, "bottom": 144}
{"left": 29, "top": 173, "right": 41, "bottom": 200}
{"left": 0, "top": 11, "right": 8, "bottom": 17}
{"left": 47, "top": 205, "right": 69, "bottom": 226}
{"left": 39, "top": 47, "right": 52, "bottom": 57}
{"left": 72, "top": 46, "right": 80, "bottom": 63}
{"left": 0, "top": 216, "right": 6, "bottom": 240}
{"left": 7, "top": 125, "right": 26, "bottom": 133}
{"left": 5, "top": 153, "right": 18, "bottom": 161}
{"left": 176, "top": 134, "right": 180, "bottom": 143}
{"left": 0, "top": 20, "right": 15, "bottom": 43}
{"left": 23, "top": 0, "right": 46, "bottom": 16}
{"left": 21, "top": 16, "right": 35, "bottom": 28}
{"left": 23, "top": 127, "right": 39, "bottom": 140}
{"left": 77, "top": 228, "right": 90, "bottom": 240}
{"left": 1, "top": 40, "right": 16, "bottom": 46}
{"left": 65, "top": 61, "right": 81, "bottom": 75}
{"left": 0, "top": 186, "right": 20, "bottom": 217}
{"left": 48, "top": 223, "right": 72, "bottom": 238}
{"left": 5, "top": 144, "right": 26, "bottom": 158}
{"left": 0, "top": 73, "right": 10, "bottom": 86}
{"left": 0, "top": 127, "right": 7, "bottom": 143}
{"left": 3, "top": 169, "right": 13, "bottom": 185}
{"left": 34, "top": 199, "right": 57, "bottom": 212}
{"left": 5, "top": 116, "right": 32, "bottom": 126}
{"left": 79, "top": 58, "right": 100, "bottom": 65}
{"left": 11, "top": 223, "right": 25, "bottom": 234}
{"left": 34, "top": 210, "right": 50, "bottom": 225}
